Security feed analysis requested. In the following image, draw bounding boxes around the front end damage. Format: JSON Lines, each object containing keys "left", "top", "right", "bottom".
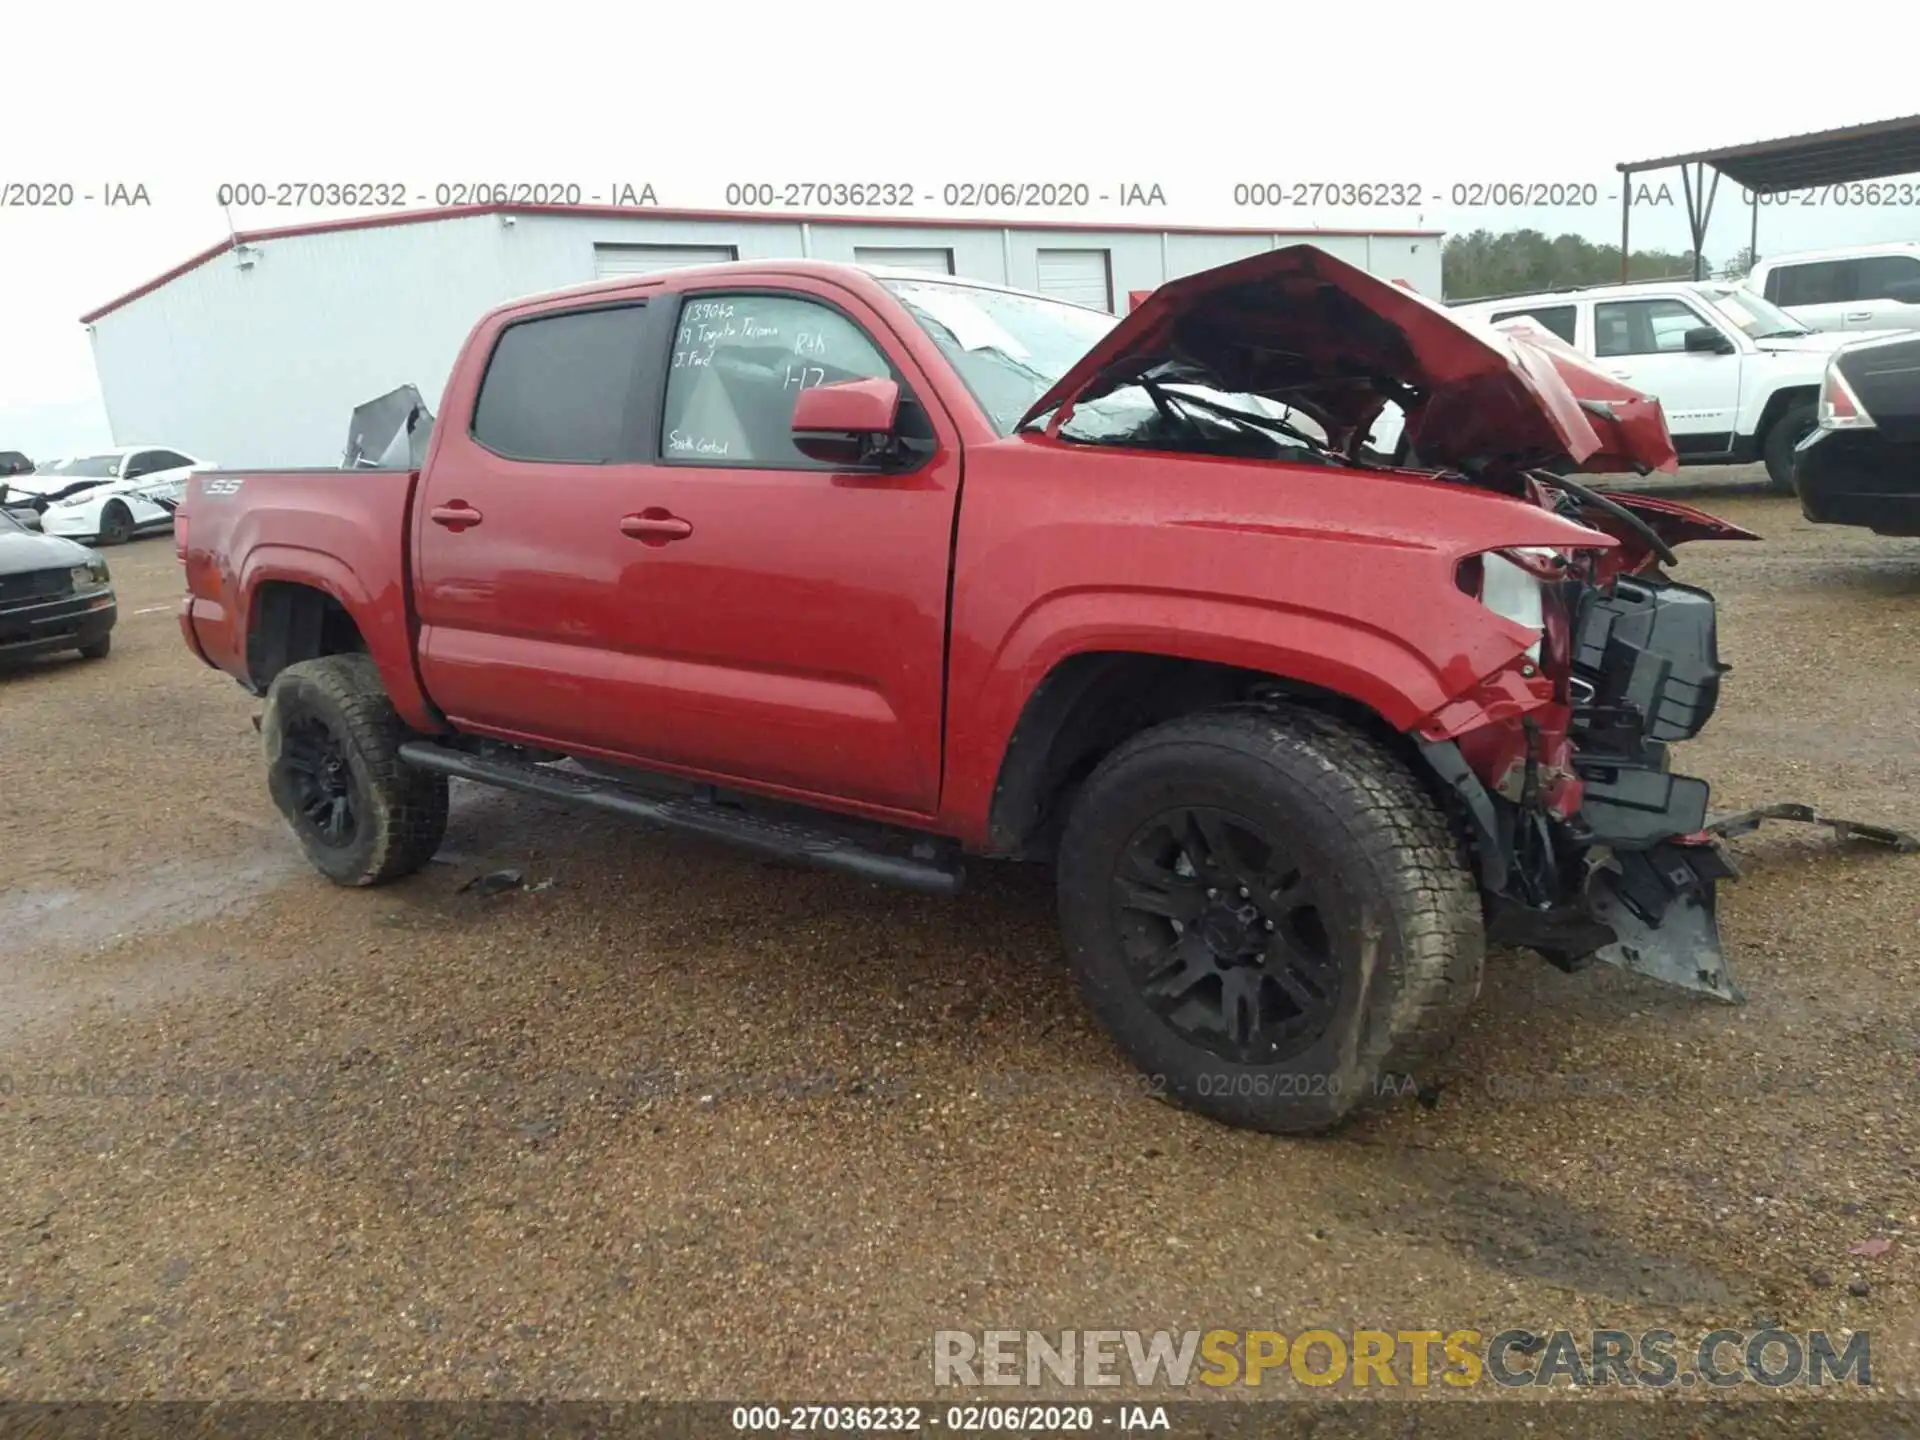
{"left": 1013, "top": 243, "right": 1917, "bottom": 1002}
{"left": 1418, "top": 484, "right": 1913, "bottom": 1002}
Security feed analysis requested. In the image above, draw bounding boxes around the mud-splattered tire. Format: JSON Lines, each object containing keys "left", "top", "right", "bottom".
{"left": 1763, "top": 402, "right": 1817, "bottom": 494}
{"left": 262, "top": 653, "right": 447, "bottom": 886}
{"left": 1056, "top": 707, "right": 1484, "bottom": 1134}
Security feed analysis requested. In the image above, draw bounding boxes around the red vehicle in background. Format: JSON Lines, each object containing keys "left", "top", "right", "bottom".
{"left": 177, "top": 246, "right": 1774, "bottom": 1133}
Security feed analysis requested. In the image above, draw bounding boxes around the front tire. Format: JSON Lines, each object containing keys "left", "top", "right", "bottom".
{"left": 1763, "top": 402, "right": 1817, "bottom": 494}
{"left": 262, "top": 653, "right": 448, "bottom": 886}
{"left": 1056, "top": 707, "right": 1484, "bottom": 1134}
{"left": 77, "top": 634, "right": 111, "bottom": 660}
{"left": 97, "top": 500, "right": 134, "bottom": 545}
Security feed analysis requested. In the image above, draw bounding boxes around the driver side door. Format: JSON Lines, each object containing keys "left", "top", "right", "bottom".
{"left": 1591, "top": 297, "right": 1743, "bottom": 456}
{"left": 609, "top": 280, "right": 965, "bottom": 814}
{"left": 121, "top": 449, "right": 199, "bottom": 519}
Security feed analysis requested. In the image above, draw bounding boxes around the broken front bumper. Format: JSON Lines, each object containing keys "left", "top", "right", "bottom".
{"left": 1428, "top": 571, "right": 1918, "bottom": 1004}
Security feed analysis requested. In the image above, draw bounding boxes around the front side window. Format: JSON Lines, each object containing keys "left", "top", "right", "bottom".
{"left": 471, "top": 304, "right": 650, "bottom": 463}
{"left": 659, "top": 294, "right": 898, "bottom": 467}
{"left": 1593, "top": 298, "right": 1719, "bottom": 357}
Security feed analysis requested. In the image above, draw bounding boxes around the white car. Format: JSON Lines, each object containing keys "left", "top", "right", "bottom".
{"left": 12, "top": 446, "right": 210, "bottom": 545}
{"left": 1744, "top": 242, "right": 1920, "bottom": 335}
{"left": 1447, "top": 281, "right": 1891, "bottom": 491}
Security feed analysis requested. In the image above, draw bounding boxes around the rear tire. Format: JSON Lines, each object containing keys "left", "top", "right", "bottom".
{"left": 1055, "top": 707, "right": 1484, "bottom": 1134}
{"left": 1763, "top": 402, "right": 1817, "bottom": 494}
{"left": 77, "top": 634, "right": 111, "bottom": 660}
{"left": 97, "top": 500, "right": 134, "bottom": 545}
{"left": 262, "top": 653, "right": 448, "bottom": 886}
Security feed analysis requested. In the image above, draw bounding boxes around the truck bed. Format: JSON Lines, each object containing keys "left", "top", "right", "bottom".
{"left": 178, "top": 465, "right": 436, "bottom": 726}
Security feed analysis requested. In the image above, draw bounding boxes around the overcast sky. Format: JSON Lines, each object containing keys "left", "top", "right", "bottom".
{"left": 6, "top": 0, "right": 1918, "bottom": 458}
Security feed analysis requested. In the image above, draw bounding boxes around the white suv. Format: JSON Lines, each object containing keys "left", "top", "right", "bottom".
{"left": 1447, "top": 280, "right": 1886, "bottom": 491}
{"left": 1744, "top": 242, "right": 1920, "bottom": 335}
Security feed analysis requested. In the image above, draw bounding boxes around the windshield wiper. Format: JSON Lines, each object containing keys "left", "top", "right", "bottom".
{"left": 1156, "top": 388, "right": 1377, "bottom": 465}
{"left": 1751, "top": 328, "right": 1811, "bottom": 339}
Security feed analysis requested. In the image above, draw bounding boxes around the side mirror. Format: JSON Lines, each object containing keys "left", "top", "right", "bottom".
{"left": 791, "top": 377, "right": 903, "bottom": 467}
{"left": 1684, "top": 325, "right": 1735, "bottom": 354}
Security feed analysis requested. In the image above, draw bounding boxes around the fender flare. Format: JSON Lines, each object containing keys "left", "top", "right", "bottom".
{"left": 237, "top": 544, "right": 438, "bottom": 731}
{"left": 948, "top": 590, "right": 1476, "bottom": 845}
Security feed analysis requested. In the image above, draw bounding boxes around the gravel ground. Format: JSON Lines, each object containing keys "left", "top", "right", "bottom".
{"left": 0, "top": 470, "right": 1915, "bottom": 1408}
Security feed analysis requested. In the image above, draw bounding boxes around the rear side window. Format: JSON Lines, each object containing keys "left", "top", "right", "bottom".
{"left": 1771, "top": 261, "right": 1850, "bottom": 308}
{"left": 659, "top": 294, "right": 897, "bottom": 468}
{"left": 1855, "top": 254, "right": 1920, "bottom": 301}
{"left": 472, "top": 304, "right": 650, "bottom": 462}
{"left": 1489, "top": 304, "right": 1577, "bottom": 345}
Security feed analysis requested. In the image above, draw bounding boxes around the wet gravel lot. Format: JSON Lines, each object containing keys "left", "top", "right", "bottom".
{"left": 1, "top": 470, "right": 1915, "bottom": 1407}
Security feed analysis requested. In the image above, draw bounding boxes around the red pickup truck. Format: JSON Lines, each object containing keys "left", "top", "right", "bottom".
{"left": 177, "top": 246, "right": 1763, "bottom": 1133}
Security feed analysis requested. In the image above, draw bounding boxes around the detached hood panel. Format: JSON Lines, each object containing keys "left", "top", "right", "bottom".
{"left": 1020, "top": 245, "right": 1677, "bottom": 476}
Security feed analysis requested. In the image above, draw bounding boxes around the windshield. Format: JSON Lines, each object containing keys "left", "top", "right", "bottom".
{"left": 882, "top": 279, "right": 1343, "bottom": 461}
{"left": 37, "top": 454, "right": 122, "bottom": 478}
{"left": 1705, "top": 287, "right": 1810, "bottom": 339}
{"left": 884, "top": 280, "right": 1119, "bottom": 435}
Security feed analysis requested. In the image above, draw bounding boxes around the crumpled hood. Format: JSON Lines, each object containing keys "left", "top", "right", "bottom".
{"left": 1488, "top": 317, "right": 1678, "bottom": 474}
{"left": 1019, "top": 244, "right": 1677, "bottom": 476}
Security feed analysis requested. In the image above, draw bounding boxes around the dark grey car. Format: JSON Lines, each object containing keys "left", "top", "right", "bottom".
{"left": 0, "top": 510, "right": 116, "bottom": 664}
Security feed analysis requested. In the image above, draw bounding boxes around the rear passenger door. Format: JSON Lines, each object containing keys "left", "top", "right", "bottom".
{"left": 413, "top": 297, "right": 668, "bottom": 752}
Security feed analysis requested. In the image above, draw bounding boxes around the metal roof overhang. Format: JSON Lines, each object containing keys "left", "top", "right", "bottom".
{"left": 1615, "top": 114, "right": 1920, "bottom": 280}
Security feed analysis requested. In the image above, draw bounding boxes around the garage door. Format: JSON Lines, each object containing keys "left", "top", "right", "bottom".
{"left": 853, "top": 246, "right": 954, "bottom": 274}
{"left": 592, "top": 244, "right": 737, "bottom": 279}
{"left": 1036, "top": 249, "right": 1113, "bottom": 312}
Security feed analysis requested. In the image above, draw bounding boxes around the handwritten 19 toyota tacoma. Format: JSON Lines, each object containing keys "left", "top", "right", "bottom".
{"left": 174, "top": 247, "right": 1914, "bottom": 1134}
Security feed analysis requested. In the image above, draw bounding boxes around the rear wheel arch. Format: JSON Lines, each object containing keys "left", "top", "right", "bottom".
{"left": 245, "top": 578, "right": 370, "bottom": 692}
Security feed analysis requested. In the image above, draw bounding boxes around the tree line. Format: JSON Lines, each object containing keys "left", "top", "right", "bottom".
{"left": 1442, "top": 228, "right": 1756, "bottom": 300}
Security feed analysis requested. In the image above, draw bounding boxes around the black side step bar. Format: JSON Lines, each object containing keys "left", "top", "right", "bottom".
{"left": 397, "top": 741, "right": 965, "bottom": 895}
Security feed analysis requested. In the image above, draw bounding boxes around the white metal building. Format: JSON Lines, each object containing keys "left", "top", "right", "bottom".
{"left": 82, "top": 206, "right": 1444, "bottom": 466}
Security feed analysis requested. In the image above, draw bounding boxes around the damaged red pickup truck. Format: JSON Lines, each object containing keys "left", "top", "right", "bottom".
{"left": 178, "top": 247, "right": 1800, "bottom": 1132}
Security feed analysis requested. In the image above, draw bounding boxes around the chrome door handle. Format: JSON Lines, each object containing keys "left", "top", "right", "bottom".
{"left": 1844, "top": 311, "right": 1873, "bottom": 321}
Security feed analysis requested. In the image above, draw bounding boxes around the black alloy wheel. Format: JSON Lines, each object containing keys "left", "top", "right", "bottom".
{"left": 280, "top": 714, "right": 361, "bottom": 849}
{"left": 1113, "top": 804, "right": 1340, "bottom": 1065}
